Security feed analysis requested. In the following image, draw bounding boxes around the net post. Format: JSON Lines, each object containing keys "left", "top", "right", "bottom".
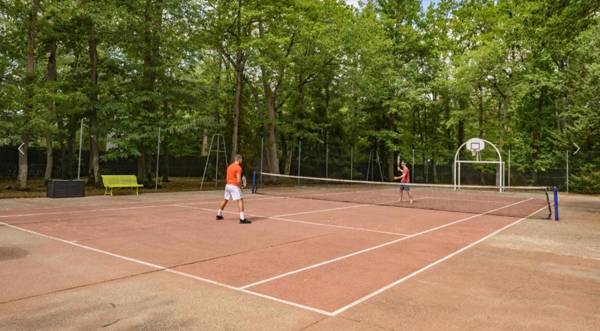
{"left": 252, "top": 170, "right": 257, "bottom": 193}
{"left": 553, "top": 186, "right": 559, "bottom": 221}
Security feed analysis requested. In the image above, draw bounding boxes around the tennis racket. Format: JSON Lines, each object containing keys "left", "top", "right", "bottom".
{"left": 241, "top": 175, "right": 247, "bottom": 189}
{"left": 397, "top": 154, "right": 401, "bottom": 172}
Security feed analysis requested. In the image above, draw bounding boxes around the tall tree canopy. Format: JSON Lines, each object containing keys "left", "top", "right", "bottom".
{"left": 1, "top": 0, "right": 599, "bottom": 191}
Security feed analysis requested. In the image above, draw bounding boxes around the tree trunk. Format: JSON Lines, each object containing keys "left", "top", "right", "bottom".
{"left": 231, "top": 58, "right": 243, "bottom": 160}
{"left": 423, "top": 152, "right": 428, "bottom": 183}
{"left": 264, "top": 80, "right": 280, "bottom": 174}
{"left": 65, "top": 120, "right": 77, "bottom": 179}
{"left": 162, "top": 145, "right": 170, "bottom": 182}
{"left": 432, "top": 158, "right": 438, "bottom": 184}
{"left": 284, "top": 150, "right": 293, "bottom": 176}
{"left": 18, "top": 0, "right": 40, "bottom": 190}
{"left": 58, "top": 118, "right": 67, "bottom": 178}
{"left": 88, "top": 21, "right": 100, "bottom": 186}
{"left": 387, "top": 152, "right": 394, "bottom": 182}
{"left": 45, "top": 137, "right": 53, "bottom": 181}
{"left": 457, "top": 120, "right": 465, "bottom": 149}
{"left": 478, "top": 85, "right": 484, "bottom": 138}
{"left": 137, "top": 155, "right": 145, "bottom": 184}
{"left": 45, "top": 38, "right": 57, "bottom": 182}
{"left": 17, "top": 135, "right": 29, "bottom": 190}
{"left": 138, "top": 0, "right": 162, "bottom": 186}
{"left": 499, "top": 95, "right": 509, "bottom": 149}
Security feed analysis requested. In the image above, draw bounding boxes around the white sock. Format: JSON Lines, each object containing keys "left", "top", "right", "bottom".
{"left": 217, "top": 209, "right": 222, "bottom": 216}
{"left": 240, "top": 212, "right": 245, "bottom": 220}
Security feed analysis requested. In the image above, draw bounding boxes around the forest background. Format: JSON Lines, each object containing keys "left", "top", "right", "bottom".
{"left": 1, "top": 0, "right": 599, "bottom": 193}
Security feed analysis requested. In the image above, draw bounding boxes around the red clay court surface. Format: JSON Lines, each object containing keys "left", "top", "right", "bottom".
{"left": 1, "top": 190, "right": 599, "bottom": 330}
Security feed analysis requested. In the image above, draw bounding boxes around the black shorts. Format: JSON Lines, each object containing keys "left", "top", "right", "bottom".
{"left": 400, "top": 183, "right": 410, "bottom": 191}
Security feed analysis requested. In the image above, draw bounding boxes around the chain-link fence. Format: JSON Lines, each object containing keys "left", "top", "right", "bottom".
{"left": 1, "top": 140, "right": 598, "bottom": 193}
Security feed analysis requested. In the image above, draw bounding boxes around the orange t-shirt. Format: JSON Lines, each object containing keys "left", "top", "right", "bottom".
{"left": 226, "top": 163, "right": 242, "bottom": 186}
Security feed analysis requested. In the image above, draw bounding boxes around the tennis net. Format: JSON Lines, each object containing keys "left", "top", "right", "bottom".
{"left": 255, "top": 172, "right": 552, "bottom": 219}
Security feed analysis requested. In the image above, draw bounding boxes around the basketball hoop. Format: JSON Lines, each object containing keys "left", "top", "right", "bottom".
{"left": 466, "top": 138, "right": 485, "bottom": 160}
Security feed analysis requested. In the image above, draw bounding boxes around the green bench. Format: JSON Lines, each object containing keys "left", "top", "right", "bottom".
{"left": 101, "top": 175, "right": 143, "bottom": 196}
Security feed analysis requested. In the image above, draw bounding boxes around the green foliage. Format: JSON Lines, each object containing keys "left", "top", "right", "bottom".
{"left": 0, "top": 0, "right": 599, "bottom": 190}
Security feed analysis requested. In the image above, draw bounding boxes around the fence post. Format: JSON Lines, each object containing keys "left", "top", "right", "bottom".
{"left": 260, "top": 137, "right": 264, "bottom": 184}
{"left": 77, "top": 119, "right": 84, "bottom": 180}
{"left": 508, "top": 149, "right": 511, "bottom": 187}
{"left": 326, "top": 143, "right": 329, "bottom": 178}
{"left": 566, "top": 151, "right": 569, "bottom": 193}
{"left": 155, "top": 127, "right": 161, "bottom": 190}
{"left": 297, "top": 140, "right": 302, "bottom": 184}
{"left": 412, "top": 148, "right": 415, "bottom": 180}
{"left": 350, "top": 145, "right": 354, "bottom": 180}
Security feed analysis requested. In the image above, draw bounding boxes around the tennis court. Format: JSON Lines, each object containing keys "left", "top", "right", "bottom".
{"left": 1, "top": 181, "right": 598, "bottom": 330}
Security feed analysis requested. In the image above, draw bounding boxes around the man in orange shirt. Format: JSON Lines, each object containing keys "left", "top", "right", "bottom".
{"left": 216, "top": 154, "right": 251, "bottom": 224}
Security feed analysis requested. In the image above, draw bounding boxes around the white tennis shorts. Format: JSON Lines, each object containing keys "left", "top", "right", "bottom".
{"left": 224, "top": 184, "right": 242, "bottom": 201}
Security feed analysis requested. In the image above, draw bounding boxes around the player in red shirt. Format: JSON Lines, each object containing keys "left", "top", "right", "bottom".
{"left": 394, "top": 160, "right": 413, "bottom": 204}
{"left": 216, "top": 154, "right": 251, "bottom": 224}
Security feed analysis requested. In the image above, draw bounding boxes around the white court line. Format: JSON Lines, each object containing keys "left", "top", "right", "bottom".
{"left": 270, "top": 216, "right": 410, "bottom": 237}
{"left": 414, "top": 195, "right": 524, "bottom": 204}
{"left": 0, "top": 204, "right": 177, "bottom": 219}
{"left": 330, "top": 205, "right": 548, "bottom": 316}
{"left": 273, "top": 204, "right": 371, "bottom": 218}
{"left": 270, "top": 196, "right": 412, "bottom": 219}
{"left": 0, "top": 195, "right": 285, "bottom": 219}
{"left": 178, "top": 204, "right": 409, "bottom": 237}
{"left": 239, "top": 198, "right": 534, "bottom": 289}
{"left": 0, "top": 221, "right": 334, "bottom": 316}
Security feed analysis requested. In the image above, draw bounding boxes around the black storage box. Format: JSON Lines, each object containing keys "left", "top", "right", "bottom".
{"left": 47, "top": 179, "right": 86, "bottom": 198}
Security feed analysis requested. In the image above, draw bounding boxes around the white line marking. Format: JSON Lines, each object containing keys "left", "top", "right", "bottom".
{"left": 330, "top": 205, "right": 548, "bottom": 316}
{"left": 239, "top": 198, "right": 534, "bottom": 289}
{"left": 414, "top": 195, "right": 519, "bottom": 204}
{"left": 270, "top": 216, "right": 410, "bottom": 237}
{"left": 262, "top": 196, "right": 405, "bottom": 218}
{"left": 0, "top": 196, "right": 285, "bottom": 219}
{"left": 0, "top": 221, "right": 333, "bottom": 316}
{"left": 274, "top": 204, "right": 370, "bottom": 218}
{"left": 0, "top": 204, "right": 174, "bottom": 218}
{"left": 178, "top": 205, "right": 409, "bottom": 237}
